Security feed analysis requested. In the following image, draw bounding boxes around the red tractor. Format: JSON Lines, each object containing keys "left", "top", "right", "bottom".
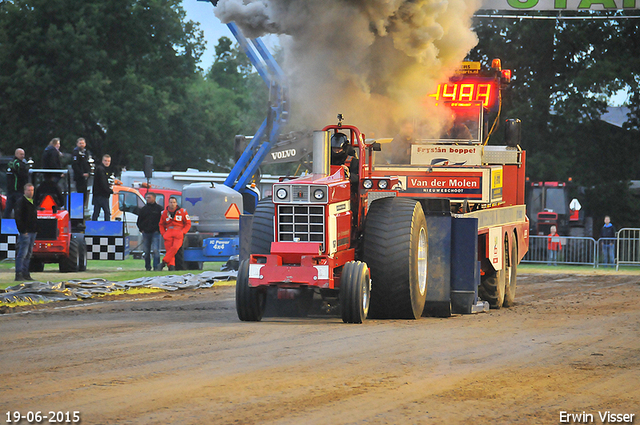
{"left": 29, "top": 169, "right": 87, "bottom": 272}
{"left": 237, "top": 60, "right": 529, "bottom": 323}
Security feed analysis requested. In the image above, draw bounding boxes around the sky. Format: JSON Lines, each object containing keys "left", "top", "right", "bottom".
{"left": 181, "top": 0, "right": 279, "bottom": 73}
{"left": 180, "top": 1, "right": 629, "bottom": 106}
{"left": 181, "top": 0, "right": 232, "bottom": 72}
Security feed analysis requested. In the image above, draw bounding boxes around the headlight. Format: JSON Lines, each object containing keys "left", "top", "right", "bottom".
{"left": 378, "top": 180, "right": 388, "bottom": 189}
{"left": 313, "top": 189, "right": 325, "bottom": 200}
{"left": 276, "top": 188, "right": 288, "bottom": 200}
{"left": 363, "top": 179, "right": 373, "bottom": 189}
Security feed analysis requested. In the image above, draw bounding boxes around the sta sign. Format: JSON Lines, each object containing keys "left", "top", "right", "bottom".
{"left": 481, "top": 0, "right": 639, "bottom": 9}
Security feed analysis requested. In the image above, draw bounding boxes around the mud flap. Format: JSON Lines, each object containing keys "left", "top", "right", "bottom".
{"left": 450, "top": 217, "right": 488, "bottom": 314}
{"left": 423, "top": 215, "right": 452, "bottom": 317}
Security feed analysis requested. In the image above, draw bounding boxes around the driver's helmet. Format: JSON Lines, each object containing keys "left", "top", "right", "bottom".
{"left": 331, "top": 132, "right": 349, "bottom": 151}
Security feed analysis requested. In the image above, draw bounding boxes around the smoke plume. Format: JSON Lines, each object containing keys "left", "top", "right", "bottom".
{"left": 215, "top": 0, "right": 481, "bottom": 138}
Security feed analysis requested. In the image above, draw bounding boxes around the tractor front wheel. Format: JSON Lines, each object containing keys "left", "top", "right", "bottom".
{"left": 340, "top": 261, "right": 370, "bottom": 324}
{"left": 236, "top": 259, "right": 266, "bottom": 321}
{"left": 59, "top": 238, "right": 80, "bottom": 273}
{"left": 78, "top": 237, "right": 87, "bottom": 272}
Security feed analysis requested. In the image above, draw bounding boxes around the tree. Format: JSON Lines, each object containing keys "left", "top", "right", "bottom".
{"left": 469, "top": 15, "right": 640, "bottom": 227}
{"left": 0, "top": 0, "right": 233, "bottom": 171}
{"left": 207, "top": 36, "right": 268, "bottom": 136}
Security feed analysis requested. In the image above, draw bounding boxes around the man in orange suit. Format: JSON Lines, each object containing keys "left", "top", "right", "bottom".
{"left": 159, "top": 196, "right": 191, "bottom": 271}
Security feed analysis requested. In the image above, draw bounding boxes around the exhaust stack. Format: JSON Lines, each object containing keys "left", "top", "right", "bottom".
{"left": 312, "top": 131, "right": 330, "bottom": 176}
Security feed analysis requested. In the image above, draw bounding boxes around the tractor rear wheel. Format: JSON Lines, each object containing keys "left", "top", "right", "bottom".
{"left": 479, "top": 235, "right": 506, "bottom": 308}
{"left": 59, "top": 238, "right": 80, "bottom": 272}
{"left": 250, "top": 197, "right": 274, "bottom": 254}
{"left": 78, "top": 237, "right": 87, "bottom": 272}
{"left": 236, "top": 259, "right": 266, "bottom": 321}
{"left": 503, "top": 234, "right": 518, "bottom": 307}
{"left": 363, "top": 198, "right": 428, "bottom": 319}
{"left": 340, "top": 261, "right": 370, "bottom": 324}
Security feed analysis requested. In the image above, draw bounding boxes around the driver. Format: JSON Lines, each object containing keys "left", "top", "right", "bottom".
{"left": 330, "top": 132, "right": 359, "bottom": 184}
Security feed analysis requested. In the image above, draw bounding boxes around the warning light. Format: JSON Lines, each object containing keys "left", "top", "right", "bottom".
{"left": 491, "top": 58, "right": 502, "bottom": 70}
{"left": 501, "top": 69, "right": 512, "bottom": 83}
{"left": 224, "top": 203, "right": 241, "bottom": 220}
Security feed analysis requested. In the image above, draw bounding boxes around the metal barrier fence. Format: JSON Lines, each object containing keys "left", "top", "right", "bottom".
{"left": 523, "top": 230, "right": 640, "bottom": 269}
{"left": 616, "top": 228, "right": 640, "bottom": 271}
{"left": 523, "top": 235, "right": 597, "bottom": 266}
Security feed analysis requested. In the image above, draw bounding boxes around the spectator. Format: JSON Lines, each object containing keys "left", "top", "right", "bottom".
{"left": 159, "top": 196, "right": 191, "bottom": 271}
{"left": 3, "top": 148, "right": 30, "bottom": 218}
{"left": 72, "top": 138, "right": 91, "bottom": 208}
{"left": 547, "top": 225, "right": 562, "bottom": 266}
{"left": 92, "top": 155, "right": 113, "bottom": 221}
{"left": 601, "top": 215, "right": 616, "bottom": 268}
{"left": 42, "top": 138, "right": 62, "bottom": 169}
{"left": 137, "top": 192, "right": 163, "bottom": 271}
{"left": 14, "top": 183, "right": 37, "bottom": 281}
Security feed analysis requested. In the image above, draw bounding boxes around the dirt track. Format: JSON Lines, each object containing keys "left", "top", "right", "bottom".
{"left": 1, "top": 273, "right": 639, "bottom": 424}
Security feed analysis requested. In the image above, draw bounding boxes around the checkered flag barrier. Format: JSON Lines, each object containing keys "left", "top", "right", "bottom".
{"left": 85, "top": 236, "right": 127, "bottom": 260}
{"left": 0, "top": 234, "right": 126, "bottom": 261}
{"left": 0, "top": 235, "right": 17, "bottom": 260}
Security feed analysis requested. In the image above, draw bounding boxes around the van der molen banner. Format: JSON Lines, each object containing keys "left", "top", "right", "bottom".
{"left": 480, "top": 0, "right": 639, "bottom": 10}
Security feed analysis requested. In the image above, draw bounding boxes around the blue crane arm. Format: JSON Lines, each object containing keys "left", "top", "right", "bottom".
{"left": 197, "top": 1, "right": 289, "bottom": 195}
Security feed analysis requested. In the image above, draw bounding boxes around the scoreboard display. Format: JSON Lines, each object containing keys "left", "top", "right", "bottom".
{"left": 429, "top": 81, "right": 498, "bottom": 109}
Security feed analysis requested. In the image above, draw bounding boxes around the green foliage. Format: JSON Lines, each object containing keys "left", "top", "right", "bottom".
{"left": 206, "top": 36, "right": 268, "bottom": 136}
{"left": 0, "top": 0, "right": 244, "bottom": 172}
{"left": 469, "top": 15, "right": 640, "bottom": 228}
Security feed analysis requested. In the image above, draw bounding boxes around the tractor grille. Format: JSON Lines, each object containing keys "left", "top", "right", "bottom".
{"left": 277, "top": 205, "right": 325, "bottom": 250}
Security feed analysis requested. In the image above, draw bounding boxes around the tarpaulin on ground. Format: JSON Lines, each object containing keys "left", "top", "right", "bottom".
{"left": 0, "top": 271, "right": 237, "bottom": 304}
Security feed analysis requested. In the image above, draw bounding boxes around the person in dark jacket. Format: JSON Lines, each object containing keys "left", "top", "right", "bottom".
{"left": 72, "top": 138, "right": 91, "bottom": 208}
{"left": 601, "top": 216, "right": 616, "bottom": 268}
{"left": 92, "top": 154, "right": 113, "bottom": 221}
{"left": 330, "top": 132, "right": 359, "bottom": 184}
{"left": 137, "top": 192, "right": 164, "bottom": 271}
{"left": 3, "top": 148, "right": 30, "bottom": 218}
{"left": 42, "top": 138, "right": 62, "bottom": 169}
{"left": 14, "top": 183, "right": 37, "bottom": 281}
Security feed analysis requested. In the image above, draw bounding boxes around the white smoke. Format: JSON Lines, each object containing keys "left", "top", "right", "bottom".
{"left": 215, "top": 0, "right": 481, "bottom": 137}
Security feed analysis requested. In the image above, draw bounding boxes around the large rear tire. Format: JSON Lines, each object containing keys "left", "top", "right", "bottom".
{"left": 250, "top": 197, "right": 274, "bottom": 254}
{"left": 503, "top": 233, "right": 518, "bottom": 307}
{"left": 363, "top": 198, "right": 428, "bottom": 319}
{"left": 340, "top": 261, "right": 370, "bottom": 324}
{"left": 78, "top": 237, "right": 87, "bottom": 272}
{"left": 236, "top": 259, "right": 266, "bottom": 321}
{"left": 479, "top": 234, "right": 506, "bottom": 309}
{"left": 59, "top": 238, "right": 80, "bottom": 272}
